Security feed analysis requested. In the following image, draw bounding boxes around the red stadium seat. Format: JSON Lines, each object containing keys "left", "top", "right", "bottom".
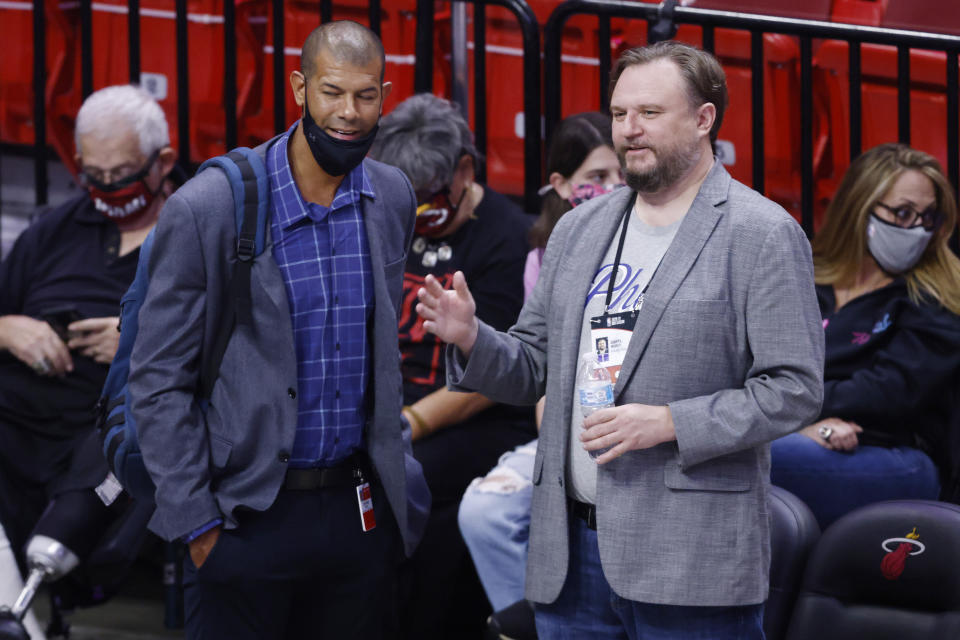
{"left": 87, "top": 0, "right": 266, "bottom": 163}
{"left": 683, "top": 1, "right": 833, "bottom": 224}
{"left": 812, "top": 41, "right": 957, "bottom": 221}
{"left": 0, "top": 0, "right": 83, "bottom": 171}
{"left": 882, "top": 0, "right": 960, "bottom": 36}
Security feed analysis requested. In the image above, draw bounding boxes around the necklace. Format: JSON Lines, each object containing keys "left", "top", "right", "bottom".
{"left": 411, "top": 236, "right": 453, "bottom": 268}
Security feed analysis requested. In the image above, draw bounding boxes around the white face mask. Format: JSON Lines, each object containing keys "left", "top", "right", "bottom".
{"left": 866, "top": 214, "right": 934, "bottom": 275}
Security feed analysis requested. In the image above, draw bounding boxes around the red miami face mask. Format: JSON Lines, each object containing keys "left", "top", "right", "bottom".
{"left": 415, "top": 187, "right": 467, "bottom": 238}
{"left": 82, "top": 151, "right": 161, "bottom": 227}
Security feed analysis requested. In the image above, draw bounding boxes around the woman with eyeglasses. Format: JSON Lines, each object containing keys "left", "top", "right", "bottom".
{"left": 770, "top": 143, "right": 960, "bottom": 530}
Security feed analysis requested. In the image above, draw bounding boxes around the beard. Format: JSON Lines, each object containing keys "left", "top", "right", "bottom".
{"left": 619, "top": 136, "right": 701, "bottom": 194}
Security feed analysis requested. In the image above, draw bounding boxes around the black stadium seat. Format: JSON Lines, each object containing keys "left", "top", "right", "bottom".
{"left": 786, "top": 500, "right": 960, "bottom": 640}
{"left": 765, "top": 485, "right": 820, "bottom": 640}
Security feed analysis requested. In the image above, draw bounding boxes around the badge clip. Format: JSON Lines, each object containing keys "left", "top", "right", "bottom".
{"left": 355, "top": 469, "right": 376, "bottom": 532}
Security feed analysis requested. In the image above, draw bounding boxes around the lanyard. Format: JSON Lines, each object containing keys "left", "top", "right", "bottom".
{"left": 602, "top": 193, "right": 661, "bottom": 315}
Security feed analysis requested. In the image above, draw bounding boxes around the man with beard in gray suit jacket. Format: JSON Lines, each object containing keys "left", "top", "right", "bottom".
{"left": 129, "top": 21, "right": 428, "bottom": 640}
{"left": 416, "top": 41, "right": 824, "bottom": 639}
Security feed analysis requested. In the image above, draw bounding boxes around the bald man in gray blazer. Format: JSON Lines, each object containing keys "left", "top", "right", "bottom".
{"left": 418, "top": 42, "right": 823, "bottom": 639}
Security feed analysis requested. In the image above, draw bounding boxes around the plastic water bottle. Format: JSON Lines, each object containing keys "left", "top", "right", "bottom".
{"left": 577, "top": 352, "right": 614, "bottom": 459}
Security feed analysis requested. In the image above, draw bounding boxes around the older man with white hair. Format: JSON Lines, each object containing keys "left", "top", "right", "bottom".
{"left": 0, "top": 84, "right": 177, "bottom": 638}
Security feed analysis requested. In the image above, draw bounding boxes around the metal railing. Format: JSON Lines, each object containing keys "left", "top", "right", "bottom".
{"left": 14, "top": 0, "right": 542, "bottom": 219}
{"left": 414, "top": 0, "right": 543, "bottom": 212}
{"left": 544, "top": 0, "right": 960, "bottom": 236}
{"left": 9, "top": 0, "right": 960, "bottom": 247}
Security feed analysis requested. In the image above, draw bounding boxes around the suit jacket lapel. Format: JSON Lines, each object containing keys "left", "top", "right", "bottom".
{"left": 362, "top": 195, "right": 388, "bottom": 309}
{"left": 613, "top": 163, "right": 730, "bottom": 399}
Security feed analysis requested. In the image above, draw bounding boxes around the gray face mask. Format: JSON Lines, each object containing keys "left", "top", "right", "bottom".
{"left": 866, "top": 213, "right": 934, "bottom": 275}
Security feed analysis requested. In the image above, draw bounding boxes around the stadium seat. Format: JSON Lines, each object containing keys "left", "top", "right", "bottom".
{"left": 764, "top": 485, "right": 820, "bottom": 640}
{"left": 0, "top": 0, "right": 82, "bottom": 168}
{"left": 88, "top": 0, "right": 267, "bottom": 163}
{"left": 812, "top": 41, "right": 957, "bottom": 223}
{"left": 785, "top": 500, "right": 960, "bottom": 639}
{"left": 882, "top": 0, "right": 960, "bottom": 36}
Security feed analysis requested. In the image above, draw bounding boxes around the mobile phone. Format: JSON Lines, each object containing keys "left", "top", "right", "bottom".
{"left": 41, "top": 306, "right": 83, "bottom": 343}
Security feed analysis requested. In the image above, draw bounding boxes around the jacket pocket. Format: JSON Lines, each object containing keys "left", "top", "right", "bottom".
{"left": 663, "top": 455, "right": 753, "bottom": 492}
{"left": 384, "top": 255, "right": 406, "bottom": 282}
{"left": 209, "top": 433, "right": 233, "bottom": 473}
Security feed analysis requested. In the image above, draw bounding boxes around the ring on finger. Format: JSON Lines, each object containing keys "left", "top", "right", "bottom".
{"left": 817, "top": 424, "right": 833, "bottom": 442}
{"left": 32, "top": 358, "right": 51, "bottom": 375}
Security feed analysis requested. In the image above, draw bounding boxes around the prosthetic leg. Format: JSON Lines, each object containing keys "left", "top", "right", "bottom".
{"left": 0, "top": 522, "right": 50, "bottom": 640}
{"left": 0, "top": 489, "right": 146, "bottom": 640}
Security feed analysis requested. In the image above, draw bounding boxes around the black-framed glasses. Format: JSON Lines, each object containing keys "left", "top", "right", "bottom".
{"left": 79, "top": 150, "right": 160, "bottom": 191}
{"left": 875, "top": 202, "right": 944, "bottom": 232}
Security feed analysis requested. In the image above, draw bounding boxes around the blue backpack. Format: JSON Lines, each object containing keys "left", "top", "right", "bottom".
{"left": 96, "top": 147, "right": 271, "bottom": 502}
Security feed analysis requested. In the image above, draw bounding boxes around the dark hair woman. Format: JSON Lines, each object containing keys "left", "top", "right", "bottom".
{"left": 524, "top": 112, "right": 624, "bottom": 298}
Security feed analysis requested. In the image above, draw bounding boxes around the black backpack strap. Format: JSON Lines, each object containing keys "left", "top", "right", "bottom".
{"left": 226, "top": 149, "right": 260, "bottom": 326}
{"left": 197, "top": 141, "right": 275, "bottom": 399}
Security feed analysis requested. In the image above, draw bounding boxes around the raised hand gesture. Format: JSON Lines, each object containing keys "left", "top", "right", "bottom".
{"left": 416, "top": 271, "right": 480, "bottom": 356}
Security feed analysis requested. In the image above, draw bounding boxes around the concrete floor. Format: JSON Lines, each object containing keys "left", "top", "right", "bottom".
{"left": 27, "top": 549, "right": 184, "bottom": 640}
{"left": 34, "top": 593, "right": 182, "bottom": 640}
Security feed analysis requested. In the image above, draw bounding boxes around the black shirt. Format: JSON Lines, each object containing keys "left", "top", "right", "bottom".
{"left": 0, "top": 194, "right": 140, "bottom": 437}
{"left": 398, "top": 188, "right": 534, "bottom": 430}
{"left": 818, "top": 281, "right": 960, "bottom": 459}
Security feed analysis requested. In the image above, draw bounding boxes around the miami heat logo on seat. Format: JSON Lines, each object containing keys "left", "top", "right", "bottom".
{"left": 880, "top": 527, "right": 925, "bottom": 580}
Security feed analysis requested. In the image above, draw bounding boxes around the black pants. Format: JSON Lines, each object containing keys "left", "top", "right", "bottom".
{"left": 400, "top": 419, "right": 533, "bottom": 640}
{"left": 183, "top": 479, "right": 401, "bottom": 640}
{"left": 0, "top": 422, "right": 104, "bottom": 573}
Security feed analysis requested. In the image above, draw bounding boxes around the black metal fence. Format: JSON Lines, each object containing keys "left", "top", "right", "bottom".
{"left": 415, "top": 0, "right": 542, "bottom": 210}
{"left": 545, "top": 0, "right": 960, "bottom": 236}
{"left": 12, "top": 0, "right": 541, "bottom": 217}
{"left": 8, "top": 0, "right": 960, "bottom": 245}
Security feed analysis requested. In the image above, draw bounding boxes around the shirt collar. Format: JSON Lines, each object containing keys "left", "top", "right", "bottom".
{"left": 270, "top": 122, "right": 376, "bottom": 231}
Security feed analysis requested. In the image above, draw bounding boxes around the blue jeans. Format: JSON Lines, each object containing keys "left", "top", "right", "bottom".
{"left": 771, "top": 432, "right": 940, "bottom": 530}
{"left": 535, "top": 519, "right": 765, "bottom": 640}
{"left": 458, "top": 439, "right": 537, "bottom": 610}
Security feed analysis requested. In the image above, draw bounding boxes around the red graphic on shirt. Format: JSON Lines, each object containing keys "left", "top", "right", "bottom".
{"left": 399, "top": 271, "right": 455, "bottom": 387}
{"left": 880, "top": 527, "right": 924, "bottom": 580}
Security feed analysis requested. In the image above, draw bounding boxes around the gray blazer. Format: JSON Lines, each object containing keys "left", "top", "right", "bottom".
{"left": 130, "top": 141, "right": 428, "bottom": 556}
{"left": 448, "top": 163, "right": 824, "bottom": 606}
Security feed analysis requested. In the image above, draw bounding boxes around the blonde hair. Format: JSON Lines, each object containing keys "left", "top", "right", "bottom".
{"left": 813, "top": 143, "right": 960, "bottom": 314}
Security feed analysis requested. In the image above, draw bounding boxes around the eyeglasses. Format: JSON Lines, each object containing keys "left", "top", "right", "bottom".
{"left": 875, "top": 202, "right": 944, "bottom": 232}
{"left": 79, "top": 150, "right": 160, "bottom": 191}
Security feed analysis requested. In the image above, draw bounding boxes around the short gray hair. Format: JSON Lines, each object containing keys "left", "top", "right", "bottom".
{"left": 369, "top": 93, "right": 478, "bottom": 195}
{"left": 75, "top": 84, "right": 170, "bottom": 156}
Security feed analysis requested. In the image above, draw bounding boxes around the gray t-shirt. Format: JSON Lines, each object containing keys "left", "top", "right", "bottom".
{"left": 567, "top": 211, "right": 681, "bottom": 504}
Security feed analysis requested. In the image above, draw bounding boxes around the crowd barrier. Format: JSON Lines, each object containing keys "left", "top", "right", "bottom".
{"left": 3, "top": 0, "right": 960, "bottom": 248}
{"left": 0, "top": 0, "right": 543, "bottom": 217}
{"left": 545, "top": 0, "right": 960, "bottom": 236}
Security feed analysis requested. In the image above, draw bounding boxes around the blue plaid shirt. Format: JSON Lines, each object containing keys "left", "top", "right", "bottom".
{"left": 268, "top": 124, "right": 374, "bottom": 468}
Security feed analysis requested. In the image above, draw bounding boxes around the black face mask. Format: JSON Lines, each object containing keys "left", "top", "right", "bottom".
{"left": 301, "top": 88, "right": 379, "bottom": 177}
